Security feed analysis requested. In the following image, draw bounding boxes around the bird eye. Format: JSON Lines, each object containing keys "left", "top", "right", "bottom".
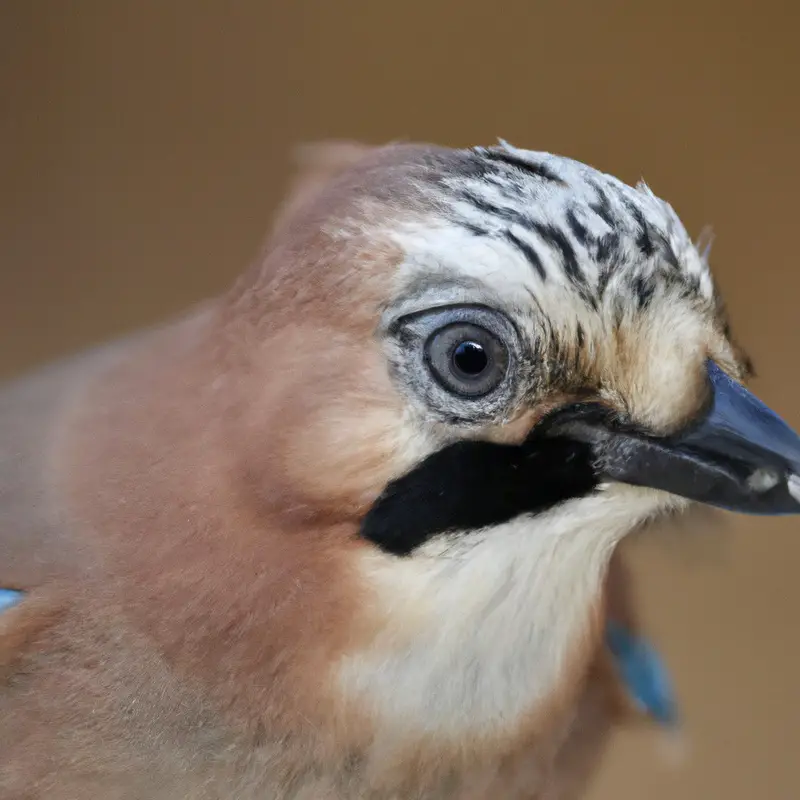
{"left": 453, "top": 340, "right": 488, "bottom": 377}
{"left": 425, "top": 323, "right": 509, "bottom": 397}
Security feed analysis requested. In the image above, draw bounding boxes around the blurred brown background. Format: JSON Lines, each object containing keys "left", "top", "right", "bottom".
{"left": 1, "top": 2, "right": 798, "bottom": 797}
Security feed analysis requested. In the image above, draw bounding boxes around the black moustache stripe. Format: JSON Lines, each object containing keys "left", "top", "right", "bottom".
{"left": 359, "top": 436, "right": 599, "bottom": 556}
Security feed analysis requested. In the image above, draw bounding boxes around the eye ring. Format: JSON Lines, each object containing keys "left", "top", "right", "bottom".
{"left": 424, "top": 322, "right": 509, "bottom": 398}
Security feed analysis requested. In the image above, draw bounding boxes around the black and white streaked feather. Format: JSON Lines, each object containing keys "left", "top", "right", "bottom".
{"left": 361, "top": 140, "right": 745, "bottom": 440}
{"left": 433, "top": 141, "right": 713, "bottom": 305}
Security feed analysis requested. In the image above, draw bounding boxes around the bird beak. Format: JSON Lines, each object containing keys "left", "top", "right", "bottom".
{"left": 548, "top": 361, "right": 800, "bottom": 515}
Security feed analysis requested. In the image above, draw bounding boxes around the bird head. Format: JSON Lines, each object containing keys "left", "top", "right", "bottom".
{"left": 53, "top": 140, "right": 800, "bottom": 792}
{"left": 203, "top": 139, "right": 800, "bottom": 755}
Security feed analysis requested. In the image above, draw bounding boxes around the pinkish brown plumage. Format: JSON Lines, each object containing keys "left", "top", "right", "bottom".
{"left": 1, "top": 140, "right": 787, "bottom": 799}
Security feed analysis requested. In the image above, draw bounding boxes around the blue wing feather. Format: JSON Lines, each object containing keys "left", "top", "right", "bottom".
{"left": 0, "top": 588, "right": 23, "bottom": 614}
{"left": 606, "top": 620, "right": 678, "bottom": 726}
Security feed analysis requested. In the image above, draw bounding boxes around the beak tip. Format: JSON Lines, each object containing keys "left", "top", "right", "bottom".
{"left": 788, "top": 474, "right": 800, "bottom": 505}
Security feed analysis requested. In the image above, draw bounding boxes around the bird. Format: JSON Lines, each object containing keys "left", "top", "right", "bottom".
{"left": 2, "top": 139, "right": 800, "bottom": 799}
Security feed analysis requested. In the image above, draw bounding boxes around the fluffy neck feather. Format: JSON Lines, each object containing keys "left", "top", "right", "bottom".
{"left": 338, "top": 485, "right": 680, "bottom": 740}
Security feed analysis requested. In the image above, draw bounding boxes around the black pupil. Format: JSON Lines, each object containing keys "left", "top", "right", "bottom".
{"left": 452, "top": 341, "right": 488, "bottom": 376}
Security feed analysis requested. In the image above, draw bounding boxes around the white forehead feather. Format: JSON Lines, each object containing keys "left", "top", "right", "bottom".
{"left": 381, "top": 140, "right": 715, "bottom": 308}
